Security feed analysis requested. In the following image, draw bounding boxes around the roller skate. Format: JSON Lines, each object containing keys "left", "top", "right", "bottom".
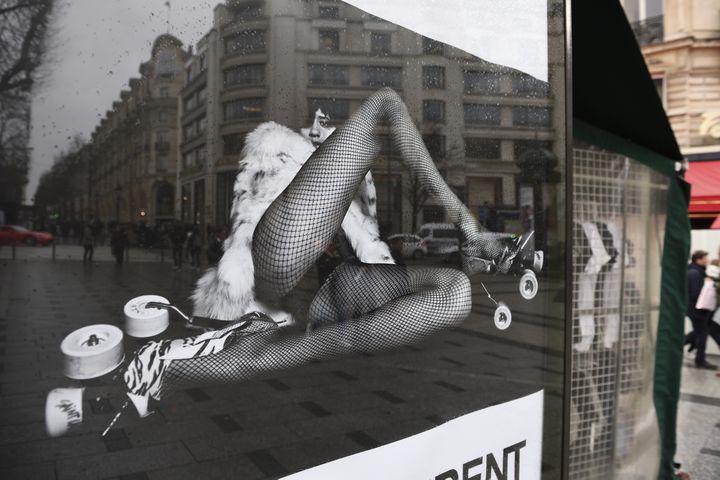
{"left": 45, "top": 297, "right": 279, "bottom": 438}
{"left": 461, "top": 230, "right": 544, "bottom": 331}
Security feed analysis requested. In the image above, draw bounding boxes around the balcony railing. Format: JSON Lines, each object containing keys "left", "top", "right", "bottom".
{"left": 630, "top": 15, "right": 664, "bottom": 46}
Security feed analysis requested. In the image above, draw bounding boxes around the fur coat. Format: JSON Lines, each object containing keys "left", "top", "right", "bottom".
{"left": 191, "top": 121, "right": 393, "bottom": 324}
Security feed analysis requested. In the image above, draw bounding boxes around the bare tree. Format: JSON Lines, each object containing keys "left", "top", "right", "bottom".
{"left": 0, "top": 0, "right": 54, "bottom": 94}
{"left": 0, "top": 0, "right": 54, "bottom": 222}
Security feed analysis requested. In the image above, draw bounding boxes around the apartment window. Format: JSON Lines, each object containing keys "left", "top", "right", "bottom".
{"left": 183, "top": 150, "right": 197, "bottom": 169}
{"left": 422, "top": 37, "right": 444, "bottom": 55}
{"left": 232, "top": 1, "right": 262, "bottom": 19}
{"left": 422, "top": 134, "right": 446, "bottom": 159}
{"left": 183, "top": 122, "right": 197, "bottom": 141}
{"left": 186, "top": 65, "right": 194, "bottom": 84}
{"left": 308, "top": 64, "right": 349, "bottom": 86}
{"left": 653, "top": 77, "right": 664, "bottom": 105}
{"left": 511, "top": 74, "right": 550, "bottom": 97}
{"left": 423, "top": 100, "right": 445, "bottom": 123}
{"left": 223, "top": 133, "right": 245, "bottom": 156}
{"left": 464, "top": 70, "right": 501, "bottom": 94}
{"left": 197, "top": 146, "right": 207, "bottom": 166}
{"left": 422, "top": 66, "right": 445, "bottom": 89}
{"left": 159, "top": 87, "right": 169, "bottom": 98}
{"left": 198, "top": 116, "right": 207, "bottom": 133}
{"left": 184, "top": 95, "right": 196, "bottom": 112}
{"left": 224, "top": 30, "right": 266, "bottom": 56}
{"left": 319, "top": 5, "right": 339, "bottom": 18}
{"left": 158, "top": 110, "right": 168, "bottom": 122}
{"left": 224, "top": 64, "right": 265, "bottom": 87}
{"left": 370, "top": 32, "right": 391, "bottom": 55}
{"left": 514, "top": 140, "right": 552, "bottom": 160}
{"left": 361, "top": 66, "right": 401, "bottom": 88}
{"left": 224, "top": 98, "right": 264, "bottom": 121}
{"left": 512, "top": 106, "right": 551, "bottom": 127}
{"left": 197, "top": 86, "right": 206, "bottom": 103}
{"left": 308, "top": 97, "right": 349, "bottom": 121}
{"left": 465, "top": 137, "right": 501, "bottom": 159}
{"left": 157, "top": 155, "right": 167, "bottom": 171}
{"left": 464, "top": 104, "right": 501, "bottom": 125}
{"left": 198, "top": 53, "right": 207, "bottom": 71}
{"left": 319, "top": 30, "right": 340, "bottom": 52}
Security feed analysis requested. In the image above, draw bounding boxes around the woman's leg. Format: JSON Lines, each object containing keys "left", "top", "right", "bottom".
{"left": 157, "top": 264, "right": 471, "bottom": 396}
{"left": 252, "top": 87, "right": 506, "bottom": 301}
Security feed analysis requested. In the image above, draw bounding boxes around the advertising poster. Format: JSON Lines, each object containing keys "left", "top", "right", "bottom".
{"left": 0, "top": 1, "right": 567, "bottom": 479}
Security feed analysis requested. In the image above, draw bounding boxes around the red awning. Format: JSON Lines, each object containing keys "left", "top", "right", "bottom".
{"left": 686, "top": 161, "right": 720, "bottom": 215}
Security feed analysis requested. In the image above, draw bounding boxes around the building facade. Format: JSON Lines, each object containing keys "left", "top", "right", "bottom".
{"left": 178, "top": 0, "right": 562, "bottom": 237}
{"left": 623, "top": 0, "right": 720, "bottom": 227}
{"left": 88, "top": 35, "right": 189, "bottom": 225}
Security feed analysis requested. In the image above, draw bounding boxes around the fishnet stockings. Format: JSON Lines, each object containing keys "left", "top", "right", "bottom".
{"left": 159, "top": 88, "right": 509, "bottom": 397}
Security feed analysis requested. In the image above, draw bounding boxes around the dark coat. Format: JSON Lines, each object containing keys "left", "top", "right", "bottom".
{"left": 688, "top": 263, "right": 706, "bottom": 316}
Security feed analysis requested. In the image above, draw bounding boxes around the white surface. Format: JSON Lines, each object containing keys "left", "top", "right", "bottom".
{"left": 344, "top": 0, "right": 549, "bottom": 81}
{"left": 45, "top": 387, "right": 84, "bottom": 438}
{"left": 691, "top": 230, "right": 720, "bottom": 260}
{"left": 60, "top": 324, "right": 124, "bottom": 379}
{"left": 124, "top": 294, "right": 170, "bottom": 338}
{"left": 282, "top": 391, "right": 543, "bottom": 479}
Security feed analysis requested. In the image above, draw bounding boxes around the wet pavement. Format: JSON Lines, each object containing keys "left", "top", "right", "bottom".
{"left": 0, "top": 254, "right": 564, "bottom": 479}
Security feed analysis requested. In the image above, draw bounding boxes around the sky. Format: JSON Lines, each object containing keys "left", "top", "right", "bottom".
{"left": 27, "top": 0, "right": 215, "bottom": 202}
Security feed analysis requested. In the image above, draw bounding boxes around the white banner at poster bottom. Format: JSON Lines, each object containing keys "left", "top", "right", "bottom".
{"left": 282, "top": 390, "right": 544, "bottom": 480}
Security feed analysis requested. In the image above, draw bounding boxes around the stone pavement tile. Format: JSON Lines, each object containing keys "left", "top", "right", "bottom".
{"left": 0, "top": 433, "right": 106, "bottom": 466}
{"left": 268, "top": 433, "right": 362, "bottom": 475}
{"left": 246, "top": 448, "right": 289, "bottom": 477}
{"left": 147, "top": 455, "right": 266, "bottom": 480}
{"left": 0, "top": 461, "right": 56, "bottom": 480}
{"left": 124, "top": 417, "right": 221, "bottom": 448}
{"left": 0, "top": 421, "right": 47, "bottom": 446}
{"left": 183, "top": 422, "right": 298, "bottom": 462}
{"left": 55, "top": 442, "right": 194, "bottom": 480}
{"left": 0, "top": 403, "right": 48, "bottom": 426}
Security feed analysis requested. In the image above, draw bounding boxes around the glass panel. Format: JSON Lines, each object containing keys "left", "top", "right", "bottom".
{"left": 569, "top": 146, "right": 669, "bottom": 479}
{"left": 14, "top": 2, "right": 567, "bottom": 478}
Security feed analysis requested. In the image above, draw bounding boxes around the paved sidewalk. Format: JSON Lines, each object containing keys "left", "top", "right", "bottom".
{"left": 0, "top": 258, "right": 564, "bottom": 479}
{"left": 675, "top": 352, "right": 720, "bottom": 479}
{"left": 0, "top": 244, "right": 168, "bottom": 264}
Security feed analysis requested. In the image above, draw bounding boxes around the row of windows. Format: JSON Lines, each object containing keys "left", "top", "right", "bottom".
{"left": 220, "top": 95, "right": 550, "bottom": 128}
{"left": 221, "top": 29, "right": 446, "bottom": 58}
{"left": 218, "top": 129, "right": 549, "bottom": 163}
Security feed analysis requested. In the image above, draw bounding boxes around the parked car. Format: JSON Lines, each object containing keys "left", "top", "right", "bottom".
{"left": 416, "top": 223, "right": 459, "bottom": 255}
{"left": 0, "top": 225, "right": 54, "bottom": 246}
{"left": 387, "top": 234, "right": 427, "bottom": 259}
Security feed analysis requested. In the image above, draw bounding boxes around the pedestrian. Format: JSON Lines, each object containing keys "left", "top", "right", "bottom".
{"left": 110, "top": 225, "right": 128, "bottom": 265}
{"left": 206, "top": 227, "right": 226, "bottom": 267}
{"left": 187, "top": 225, "right": 202, "bottom": 270}
{"left": 684, "top": 250, "right": 716, "bottom": 369}
{"left": 170, "top": 221, "right": 185, "bottom": 271}
{"left": 81, "top": 219, "right": 94, "bottom": 262}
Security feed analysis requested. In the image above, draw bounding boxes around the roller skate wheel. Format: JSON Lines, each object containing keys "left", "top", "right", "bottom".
{"left": 520, "top": 269, "right": 539, "bottom": 300}
{"left": 45, "top": 387, "right": 84, "bottom": 437}
{"left": 60, "top": 325, "right": 124, "bottom": 380}
{"left": 124, "top": 295, "right": 170, "bottom": 338}
{"left": 494, "top": 303, "right": 512, "bottom": 330}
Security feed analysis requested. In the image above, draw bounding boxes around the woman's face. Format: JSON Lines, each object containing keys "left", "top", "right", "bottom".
{"left": 301, "top": 109, "right": 335, "bottom": 148}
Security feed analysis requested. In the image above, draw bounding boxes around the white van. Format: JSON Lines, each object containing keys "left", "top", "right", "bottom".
{"left": 416, "top": 223, "right": 459, "bottom": 255}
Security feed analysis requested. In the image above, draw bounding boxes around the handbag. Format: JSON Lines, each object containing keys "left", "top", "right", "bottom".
{"left": 695, "top": 281, "right": 717, "bottom": 311}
